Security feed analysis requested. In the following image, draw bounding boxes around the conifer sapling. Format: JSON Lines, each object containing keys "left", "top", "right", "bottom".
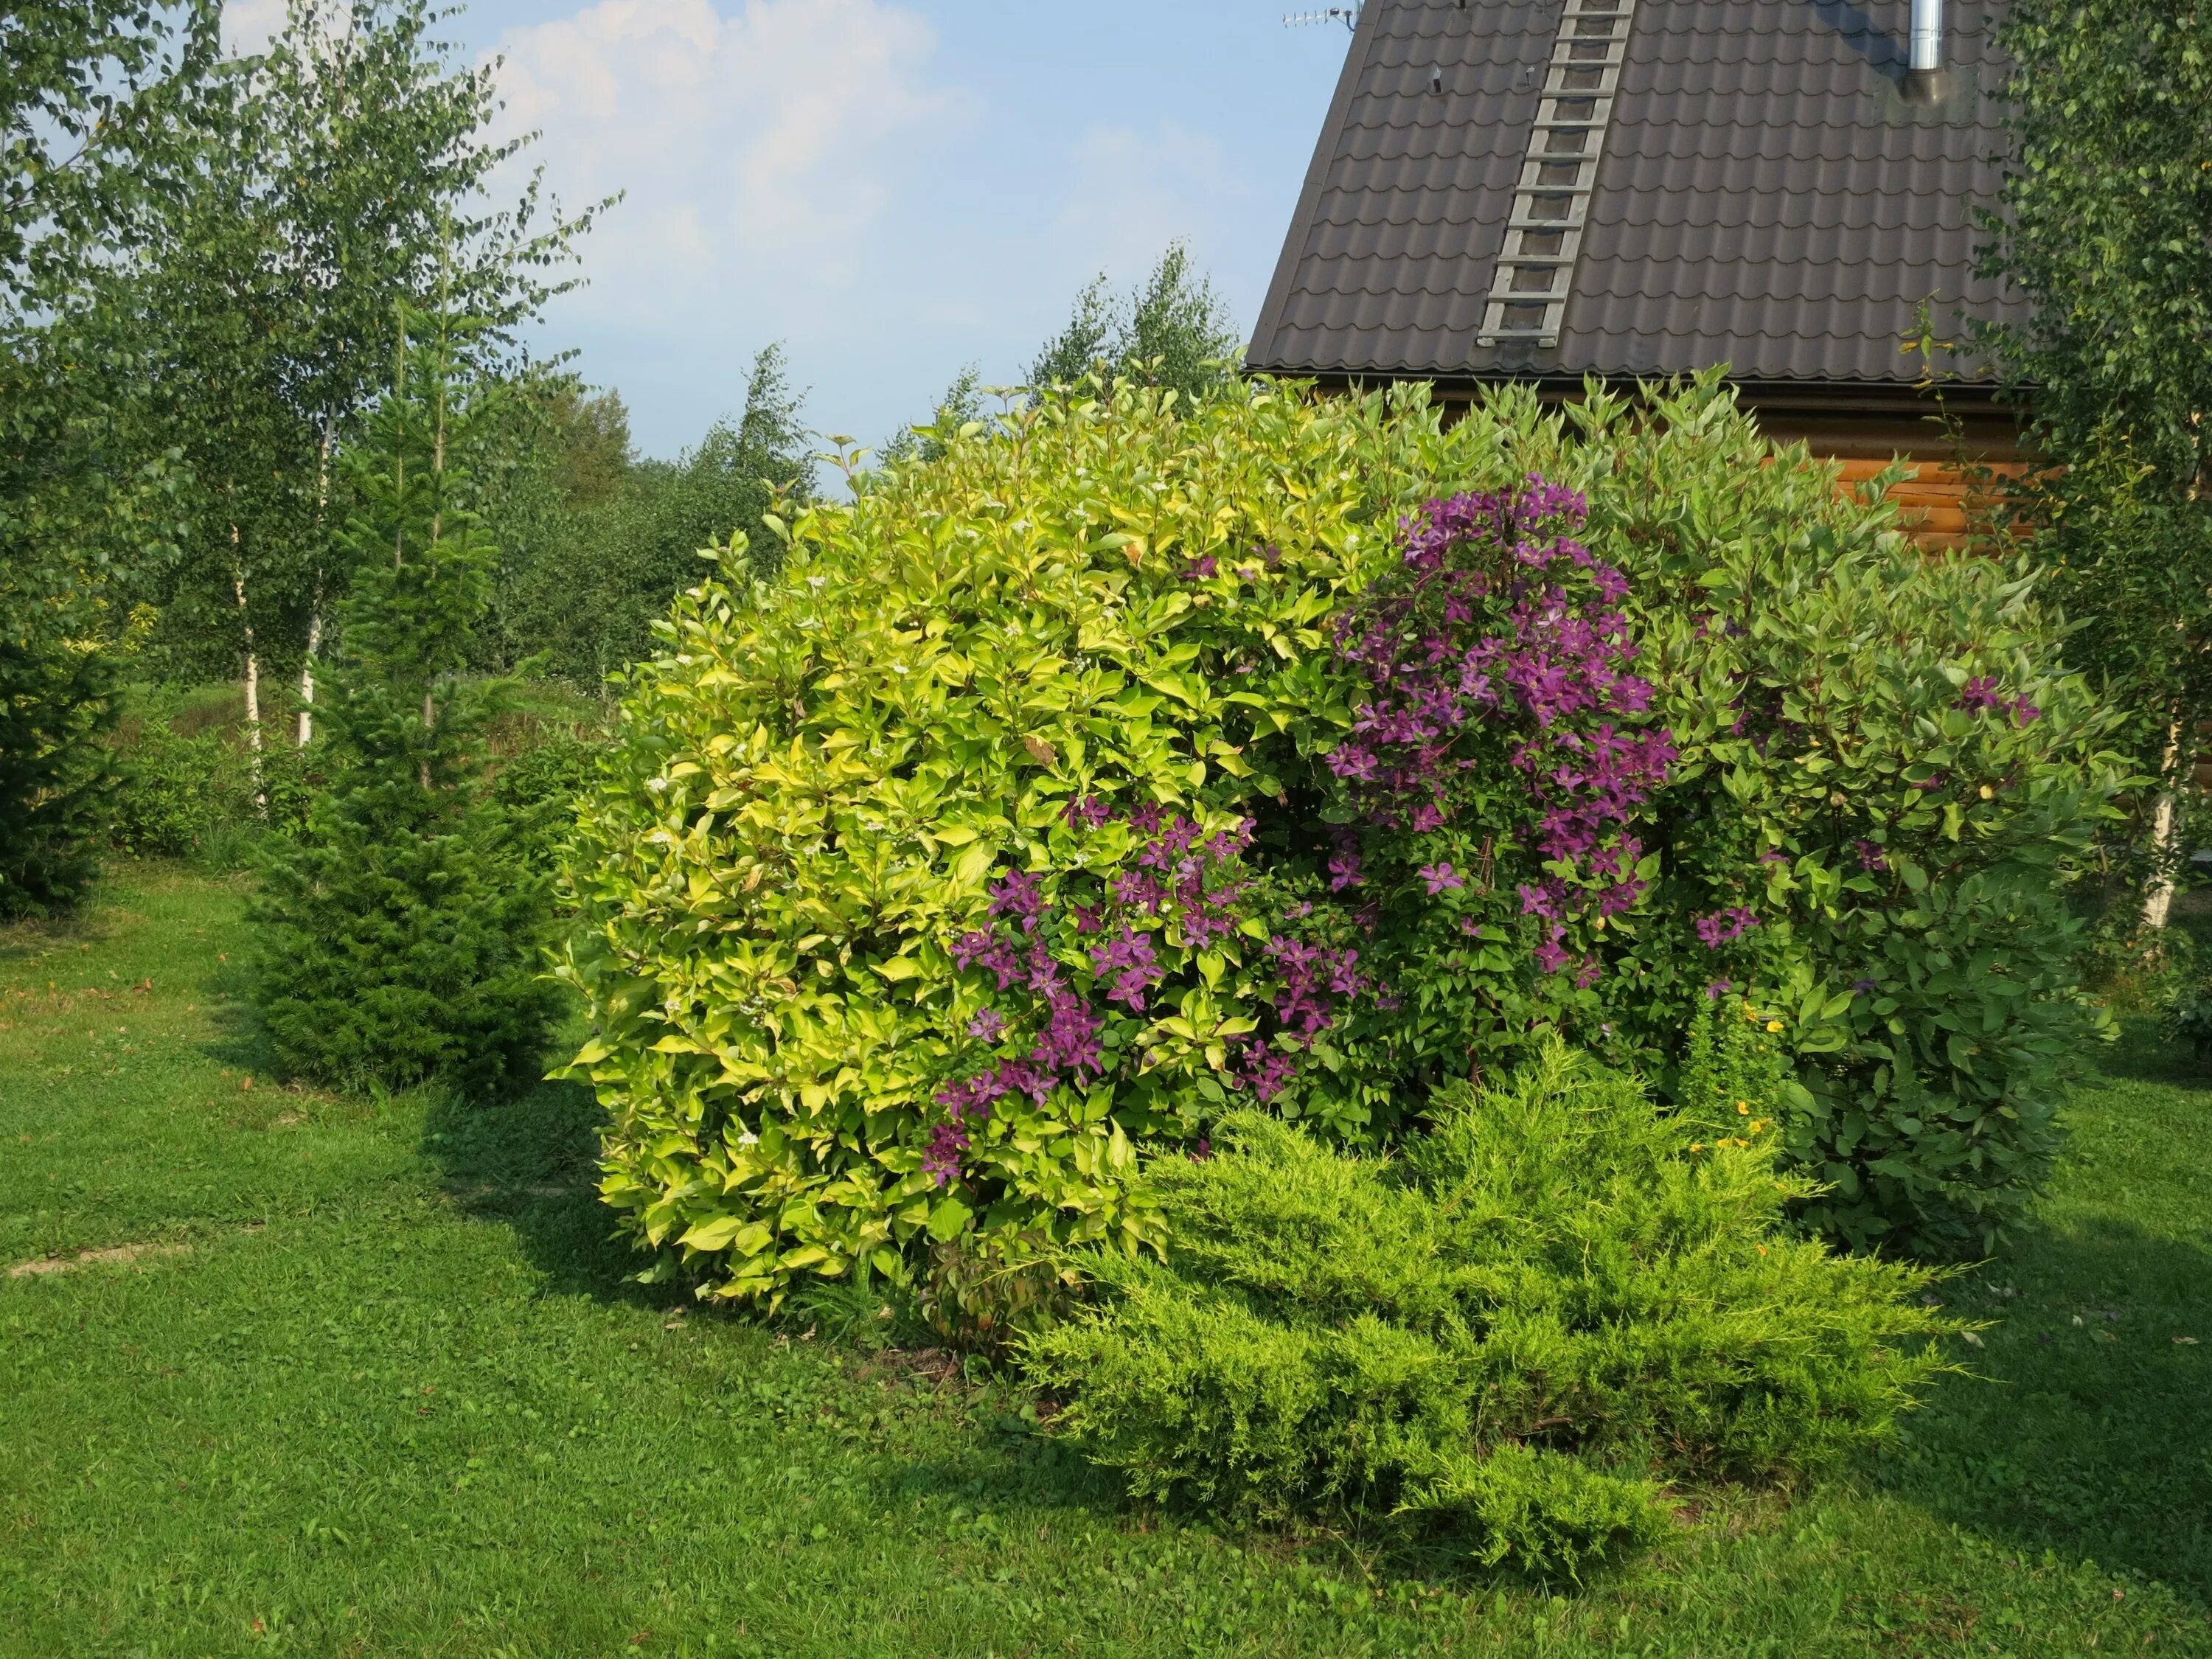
{"left": 251, "top": 302, "right": 560, "bottom": 1093}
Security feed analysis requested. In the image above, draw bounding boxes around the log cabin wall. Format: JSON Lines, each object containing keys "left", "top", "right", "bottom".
{"left": 1417, "top": 385, "right": 2034, "bottom": 552}
{"left": 1749, "top": 398, "right": 2029, "bottom": 552}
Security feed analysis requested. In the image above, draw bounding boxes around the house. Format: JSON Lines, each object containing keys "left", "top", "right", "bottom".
{"left": 1245, "top": 0, "right": 2024, "bottom": 538}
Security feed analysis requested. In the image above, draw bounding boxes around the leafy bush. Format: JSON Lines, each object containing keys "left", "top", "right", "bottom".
{"left": 563, "top": 378, "right": 1433, "bottom": 1302}
{"left": 2079, "top": 901, "right": 2196, "bottom": 1014}
{"left": 2159, "top": 933, "right": 2212, "bottom": 1064}
{"left": 1021, "top": 1036, "right": 1959, "bottom": 1576}
{"left": 565, "top": 375, "right": 2118, "bottom": 1303}
{"left": 1316, "top": 391, "right": 2125, "bottom": 1253}
{"left": 108, "top": 716, "right": 233, "bottom": 857}
{"left": 252, "top": 313, "right": 560, "bottom": 1095}
{"left": 1583, "top": 394, "right": 2127, "bottom": 1251}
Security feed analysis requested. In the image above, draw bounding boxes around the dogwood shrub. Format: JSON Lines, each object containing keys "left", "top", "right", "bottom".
{"left": 560, "top": 380, "right": 1446, "bottom": 1304}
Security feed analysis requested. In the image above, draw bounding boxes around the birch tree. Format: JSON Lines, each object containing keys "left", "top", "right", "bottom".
{"left": 0, "top": 3, "right": 215, "bottom": 912}
{"left": 1980, "top": 0, "right": 2212, "bottom": 926}
{"left": 143, "top": 0, "right": 598, "bottom": 796}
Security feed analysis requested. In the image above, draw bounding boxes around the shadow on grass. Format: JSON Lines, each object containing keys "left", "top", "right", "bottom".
{"left": 418, "top": 1075, "right": 664, "bottom": 1309}
{"left": 414, "top": 1079, "right": 655, "bottom": 1310}
{"left": 872, "top": 1425, "right": 1636, "bottom": 1594}
{"left": 1877, "top": 1214, "right": 2212, "bottom": 1602}
{"left": 0, "top": 903, "right": 110, "bottom": 968}
{"left": 2093, "top": 1018, "right": 2212, "bottom": 1091}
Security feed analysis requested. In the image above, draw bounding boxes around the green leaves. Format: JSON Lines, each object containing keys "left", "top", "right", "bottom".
{"left": 563, "top": 369, "right": 2121, "bottom": 1302}
{"left": 1981, "top": 0, "right": 2212, "bottom": 801}
{"left": 1571, "top": 375, "right": 2125, "bottom": 1253}
{"left": 563, "top": 375, "right": 1434, "bottom": 1305}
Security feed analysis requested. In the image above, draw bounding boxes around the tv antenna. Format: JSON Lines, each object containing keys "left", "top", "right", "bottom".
{"left": 1283, "top": 4, "right": 1361, "bottom": 29}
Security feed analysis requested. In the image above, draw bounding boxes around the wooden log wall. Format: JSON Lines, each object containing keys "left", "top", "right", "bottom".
{"left": 1831, "top": 457, "right": 2028, "bottom": 550}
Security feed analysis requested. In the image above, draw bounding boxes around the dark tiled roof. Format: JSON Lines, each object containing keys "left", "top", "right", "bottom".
{"left": 1247, "top": 0, "right": 2025, "bottom": 388}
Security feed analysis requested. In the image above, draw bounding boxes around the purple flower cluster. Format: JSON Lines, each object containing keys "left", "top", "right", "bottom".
{"left": 1112, "top": 808, "right": 1256, "bottom": 950}
{"left": 1219, "top": 933, "right": 1365, "bottom": 1102}
{"left": 1324, "top": 478, "right": 1674, "bottom": 985}
{"left": 931, "top": 869, "right": 1111, "bottom": 1184}
{"left": 1091, "top": 927, "right": 1162, "bottom": 1011}
{"left": 1327, "top": 827, "right": 1363, "bottom": 892}
{"left": 1694, "top": 905, "right": 1761, "bottom": 950}
{"left": 1327, "top": 484, "right": 1655, "bottom": 779}
{"left": 1957, "top": 675, "right": 2041, "bottom": 726}
{"left": 928, "top": 804, "right": 1323, "bottom": 1186}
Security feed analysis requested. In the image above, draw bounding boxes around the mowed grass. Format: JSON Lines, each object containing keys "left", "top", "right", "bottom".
{"left": 2, "top": 867, "right": 2208, "bottom": 1658}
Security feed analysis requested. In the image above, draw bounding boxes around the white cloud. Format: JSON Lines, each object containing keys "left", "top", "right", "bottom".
{"left": 222, "top": 0, "right": 291, "bottom": 52}
{"left": 1054, "top": 122, "right": 1245, "bottom": 282}
{"left": 488, "top": 0, "right": 958, "bottom": 327}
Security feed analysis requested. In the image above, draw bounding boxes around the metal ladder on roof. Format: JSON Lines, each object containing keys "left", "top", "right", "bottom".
{"left": 1476, "top": 0, "right": 1638, "bottom": 349}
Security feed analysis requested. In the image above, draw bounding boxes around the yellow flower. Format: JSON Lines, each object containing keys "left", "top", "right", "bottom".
{"left": 1736, "top": 1101, "right": 1750, "bottom": 1115}
{"left": 1766, "top": 1020, "right": 1784, "bottom": 1033}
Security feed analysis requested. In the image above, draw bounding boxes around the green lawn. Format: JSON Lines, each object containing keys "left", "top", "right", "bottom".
{"left": 3, "top": 866, "right": 2208, "bottom": 1658}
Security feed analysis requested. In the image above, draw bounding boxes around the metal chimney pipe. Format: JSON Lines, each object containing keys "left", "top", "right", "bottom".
{"left": 1902, "top": 0, "right": 1951, "bottom": 103}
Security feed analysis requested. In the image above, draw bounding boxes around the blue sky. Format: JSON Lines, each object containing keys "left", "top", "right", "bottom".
{"left": 235, "top": 1, "right": 1354, "bottom": 459}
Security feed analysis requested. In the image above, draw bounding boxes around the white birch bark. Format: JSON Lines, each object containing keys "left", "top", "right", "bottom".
{"left": 295, "top": 604, "right": 321, "bottom": 748}
{"left": 297, "top": 422, "right": 335, "bottom": 748}
{"left": 232, "top": 553, "right": 267, "bottom": 816}
{"left": 2141, "top": 726, "right": 2184, "bottom": 930}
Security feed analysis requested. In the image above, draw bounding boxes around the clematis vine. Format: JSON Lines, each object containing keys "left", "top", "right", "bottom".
{"left": 1326, "top": 476, "right": 1674, "bottom": 986}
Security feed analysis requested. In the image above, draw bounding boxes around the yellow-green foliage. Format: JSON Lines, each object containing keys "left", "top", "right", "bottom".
{"left": 560, "top": 380, "right": 1453, "bottom": 1303}
{"left": 1020, "top": 1040, "right": 1961, "bottom": 1576}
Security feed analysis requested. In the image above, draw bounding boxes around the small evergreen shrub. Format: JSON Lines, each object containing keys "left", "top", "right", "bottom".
{"left": 251, "top": 309, "right": 560, "bottom": 1096}
{"left": 566, "top": 375, "right": 2118, "bottom": 1302}
{"left": 1021, "top": 1035, "right": 1960, "bottom": 1576}
{"left": 0, "top": 637, "right": 118, "bottom": 917}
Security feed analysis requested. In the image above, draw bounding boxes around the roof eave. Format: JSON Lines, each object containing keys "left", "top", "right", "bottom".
{"left": 1244, "top": 364, "right": 2027, "bottom": 414}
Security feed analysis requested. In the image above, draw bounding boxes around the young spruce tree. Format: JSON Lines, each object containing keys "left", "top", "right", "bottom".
{"left": 251, "top": 302, "right": 558, "bottom": 1093}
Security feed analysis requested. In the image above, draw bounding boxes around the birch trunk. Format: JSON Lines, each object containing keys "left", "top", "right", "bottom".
{"left": 2141, "top": 725, "right": 2184, "bottom": 930}
{"left": 232, "top": 540, "right": 267, "bottom": 816}
{"left": 296, "top": 602, "right": 321, "bottom": 748}
{"left": 297, "top": 422, "right": 335, "bottom": 749}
